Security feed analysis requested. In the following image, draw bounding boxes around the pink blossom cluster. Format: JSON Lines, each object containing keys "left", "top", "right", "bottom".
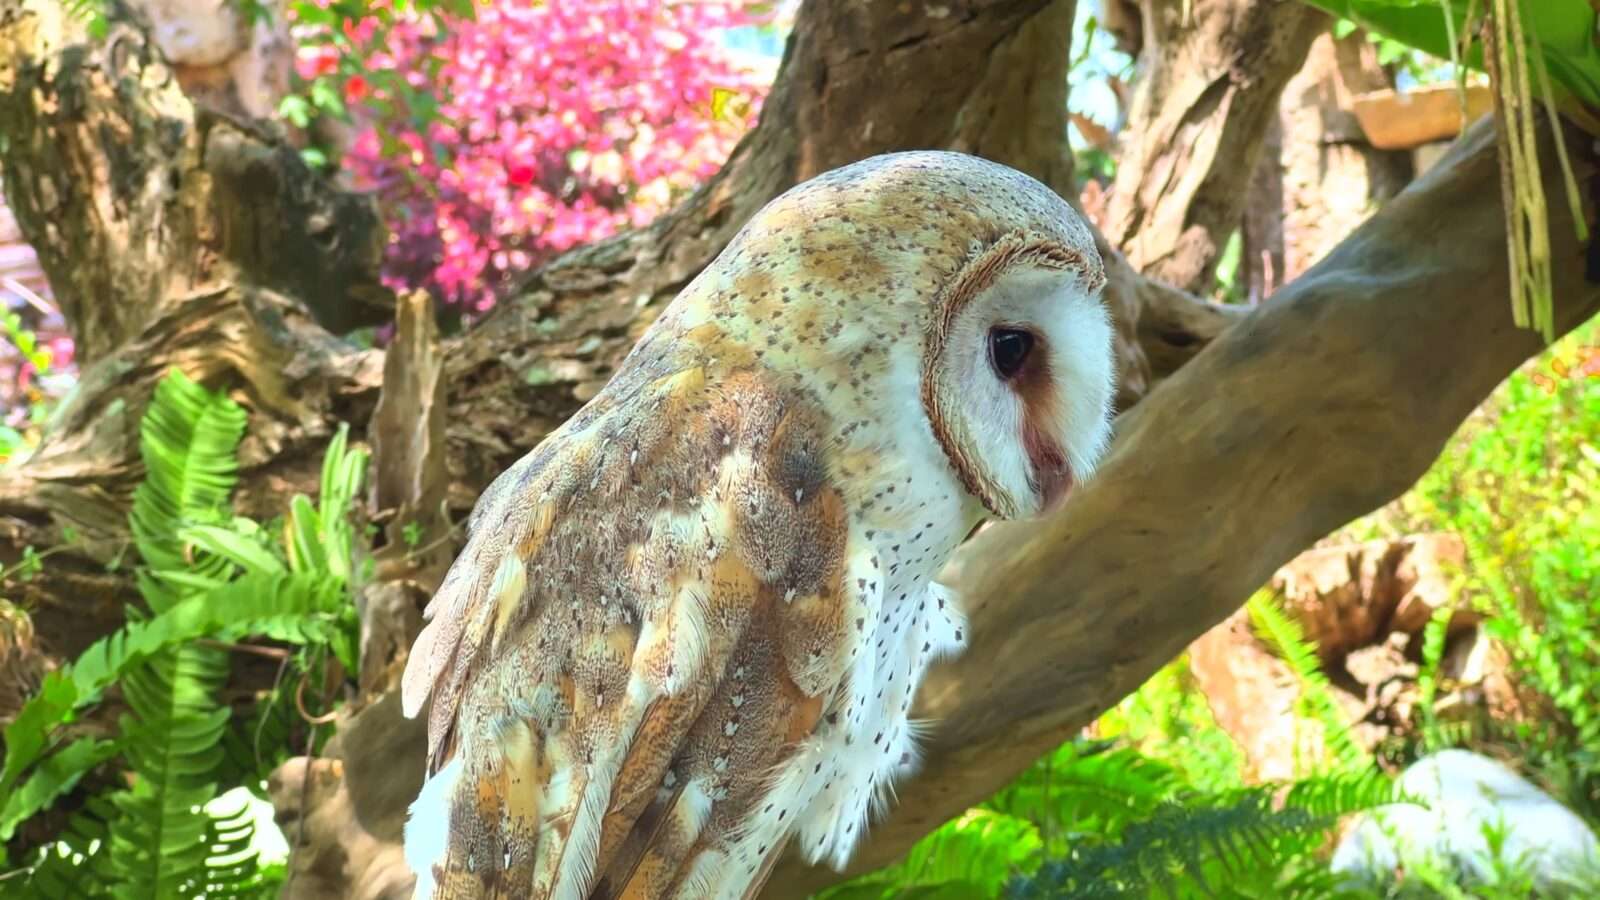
{"left": 294, "top": 1, "right": 772, "bottom": 312}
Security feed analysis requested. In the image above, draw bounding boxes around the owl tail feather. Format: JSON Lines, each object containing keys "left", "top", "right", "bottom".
{"left": 404, "top": 719, "right": 551, "bottom": 900}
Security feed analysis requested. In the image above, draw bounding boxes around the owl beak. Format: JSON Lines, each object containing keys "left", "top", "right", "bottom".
{"left": 1034, "top": 457, "right": 1075, "bottom": 515}
{"left": 1021, "top": 419, "right": 1074, "bottom": 516}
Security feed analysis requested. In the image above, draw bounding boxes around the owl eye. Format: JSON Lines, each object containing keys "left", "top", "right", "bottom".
{"left": 987, "top": 327, "right": 1035, "bottom": 380}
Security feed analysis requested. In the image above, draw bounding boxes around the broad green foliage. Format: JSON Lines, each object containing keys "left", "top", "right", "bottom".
{"left": 1297, "top": 0, "right": 1596, "bottom": 342}
{"left": 0, "top": 370, "right": 368, "bottom": 896}
{"left": 1095, "top": 658, "right": 1246, "bottom": 795}
{"left": 1404, "top": 321, "right": 1600, "bottom": 816}
{"left": 1297, "top": 0, "right": 1600, "bottom": 108}
{"left": 1012, "top": 771, "right": 1399, "bottom": 899}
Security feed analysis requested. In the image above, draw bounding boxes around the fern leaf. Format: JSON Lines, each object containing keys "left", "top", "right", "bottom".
{"left": 129, "top": 370, "right": 248, "bottom": 613}
{"left": 0, "top": 572, "right": 346, "bottom": 798}
{"left": 1415, "top": 604, "right": 1456, "bottom": 752}
{"left": 10, "top": 795, "right": 117, "bottom": 899}
{"left": 0, "top": 738, "right": 119, "bottom": 842}
{"left": 1246, "top": 591, "right": 1369, "bottom": 774}
{"left": 103, "top": 643, "right": 233, "bottom": 899}
{"left": 176, "top": 523, "right": 287, "bottom": 577}
{"left": 0, "top": 674, "right": 79, "bottom": 799}
{"left": 1011, "top": 770, "right": 1402, "bottom": 898}
{"left": 990, "top": 743, "right": 1182, "bottom": 838}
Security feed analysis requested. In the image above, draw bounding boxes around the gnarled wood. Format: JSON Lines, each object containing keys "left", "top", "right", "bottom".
{"left": 1101, "top": 0, "right": 1328, "bottom": 300}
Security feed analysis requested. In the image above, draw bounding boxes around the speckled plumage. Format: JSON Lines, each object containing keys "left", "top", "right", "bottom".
{"left": 400, "top": 151, "right": 1115, "bottom": 900}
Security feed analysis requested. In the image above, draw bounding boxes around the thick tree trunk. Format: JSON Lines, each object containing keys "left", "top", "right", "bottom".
{"left": 1101, "top": 0, "right": 1327, "bottom": 293}
{"left": 1273, "top": 31, "right": 1413, "bottom": 286}
{"left": 3, "top": 0, "right": 1594, "bottom": 896}
{"left": 1100, "top": 0, "right": 1327, "bottom": 378}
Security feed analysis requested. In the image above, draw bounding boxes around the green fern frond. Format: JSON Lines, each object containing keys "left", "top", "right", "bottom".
{"left": 129, "top": 369, "right": 248, "bottom": 613}
{"left": 189, "top": 800, "right": 265, "bottom": 900}
{"left": 101, "top": 372, "right": 257, "bottom": 898}
{"left": 7, "top": 795, "right": 117, "bottom": 898}
{"left": 1010, "top": 770, "right": 1402, "bottom": 899}
{"left": 286, "top": 423, "right": 369, "bottom": 582}
{"left": 816, "top": 809, "right": 1042, "bottom": 899}
{"left": 1276, "top": 767, "right": 1406, "bottom": 818}
{"left": 1247, "top": 591, "right": 1369, "bottom": 774}
{"left": 990, "top": 742, "right": 1183, "bottom": 839}
{"left": 1416, "top": 604, "right": 1457, "bottom": 752}
{"left": 0, "top": 737, "right": 120, "bottom": 843}
{"left": 57, "top": 0, "right": 110, "bottom": 39}
{"left": 0, "top": 570, "right": 349, "bottom": 802}
{"left": 104, "top": 643, "right": 234, "bottom": 898}
{"left": 4, "top": 371, "right": 366, "bottom": 895}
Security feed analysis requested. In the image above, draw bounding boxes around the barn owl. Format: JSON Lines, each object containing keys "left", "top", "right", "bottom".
{"left": 400, "top": 150, "right": 1116, "bottom": 900}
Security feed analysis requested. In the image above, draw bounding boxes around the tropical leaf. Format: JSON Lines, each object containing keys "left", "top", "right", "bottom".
{"left": 0, "top": 571, "right": 350, "bottom": 801}
{"left": 102, "top": 643, "right": 233, "bottom": 898}
{"left": 0, "top": 738, "right": 120, "bottom": 843}
{"left": 1010, "top": 770, "right": 1403, "bottom": 899}
{"left": 1247, "top": 591, "right": 1370, "bottom": 775}
{"left": 129, "top": 369, "right": 249, "bottom": 613}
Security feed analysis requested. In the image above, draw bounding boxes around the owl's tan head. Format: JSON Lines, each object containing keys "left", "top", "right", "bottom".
{"left": 669, "top": 150, "right": 1115, "bottom": 523}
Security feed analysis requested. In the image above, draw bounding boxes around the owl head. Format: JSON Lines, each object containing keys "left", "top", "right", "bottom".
{"left": 670, "top": 150, "right": 1116, "bottom": 523}
{"left": 919, "top": 224, "right": 1116, "bottom": 521}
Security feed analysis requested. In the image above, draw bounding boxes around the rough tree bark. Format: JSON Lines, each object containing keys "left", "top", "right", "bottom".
{"left": 1243, "top": 29, "right": 1413, "bottom": 299}
{"left": 1101, "top": 0, "right": 1328, "bottom": 290}
{"left": 1100, "top": 0, "right": 1327, "bottom": 378}
{"left": 1, "top": 0, "right": 1595, "bottom": 897}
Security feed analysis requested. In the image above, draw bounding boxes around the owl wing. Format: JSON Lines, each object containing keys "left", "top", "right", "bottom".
{"left": 400, "top": 365, "right": 874, "bottom": 900}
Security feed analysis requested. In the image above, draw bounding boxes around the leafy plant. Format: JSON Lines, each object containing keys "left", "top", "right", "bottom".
{"left": 0, "top": 370, "right": 369, "bottom": 895}
{"left": 1404, "top": 322, "right": 1600, "bottom": 817}
{"left": 1010, "top": 770, "right": 1400, "bottom": 899}
{"left": 1248, "top": 591, "right": 1370, "bottom": 776}
{"left": 1297, "top": 0, "right": 1599, "bottom": 341}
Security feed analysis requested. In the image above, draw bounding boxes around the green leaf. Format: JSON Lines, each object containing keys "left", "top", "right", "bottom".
{"left": 0, "top": 738, "right": 119, "bottom": 842}
{"left": 0, "top": 674, "right": 82, "bottom": 800}
{"left": 1296, "top": 0, "right": 1600, "bottom": 108}
{"left": 128, "top": 369, "right": 248, "bottom": 613}
{"left": 1247, "top": 590, "right": 1370, "bottom": 775}
{"left": 178, "top": 523, "right": 286, "bottom": 576}
{"left": 0, "top": 571, "right": 345, "bottom": 820}
{"left": 277, "top": 94, "right": 313, "bottom": 128}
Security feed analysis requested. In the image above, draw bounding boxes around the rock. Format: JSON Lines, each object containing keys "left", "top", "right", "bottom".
{"left": 1332, "top": 750, "right": 1600, "bottom": 892}
{"left": 1188, "top": 533, "right": 1493, "bottom": 782}
{"left": 1188, "top": 610, "right": 1310, "bottom": 782}
{"left": 1270, "top": 532, "right": 1468, "bottom": 663}
{"left": 269, "top": 690, "right": 424, "bottom": 900}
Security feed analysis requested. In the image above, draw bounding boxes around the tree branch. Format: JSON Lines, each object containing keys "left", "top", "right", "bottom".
{"left": 764, "top": 113, "right": 1600, "bottom": 895}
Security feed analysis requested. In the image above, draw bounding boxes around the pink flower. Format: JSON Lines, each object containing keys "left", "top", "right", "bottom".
{"left": 343, "top": 74, "right": 370, "bottom": 103}
{"left": 294, "top": 0, "right": 774, "bottom": 314}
